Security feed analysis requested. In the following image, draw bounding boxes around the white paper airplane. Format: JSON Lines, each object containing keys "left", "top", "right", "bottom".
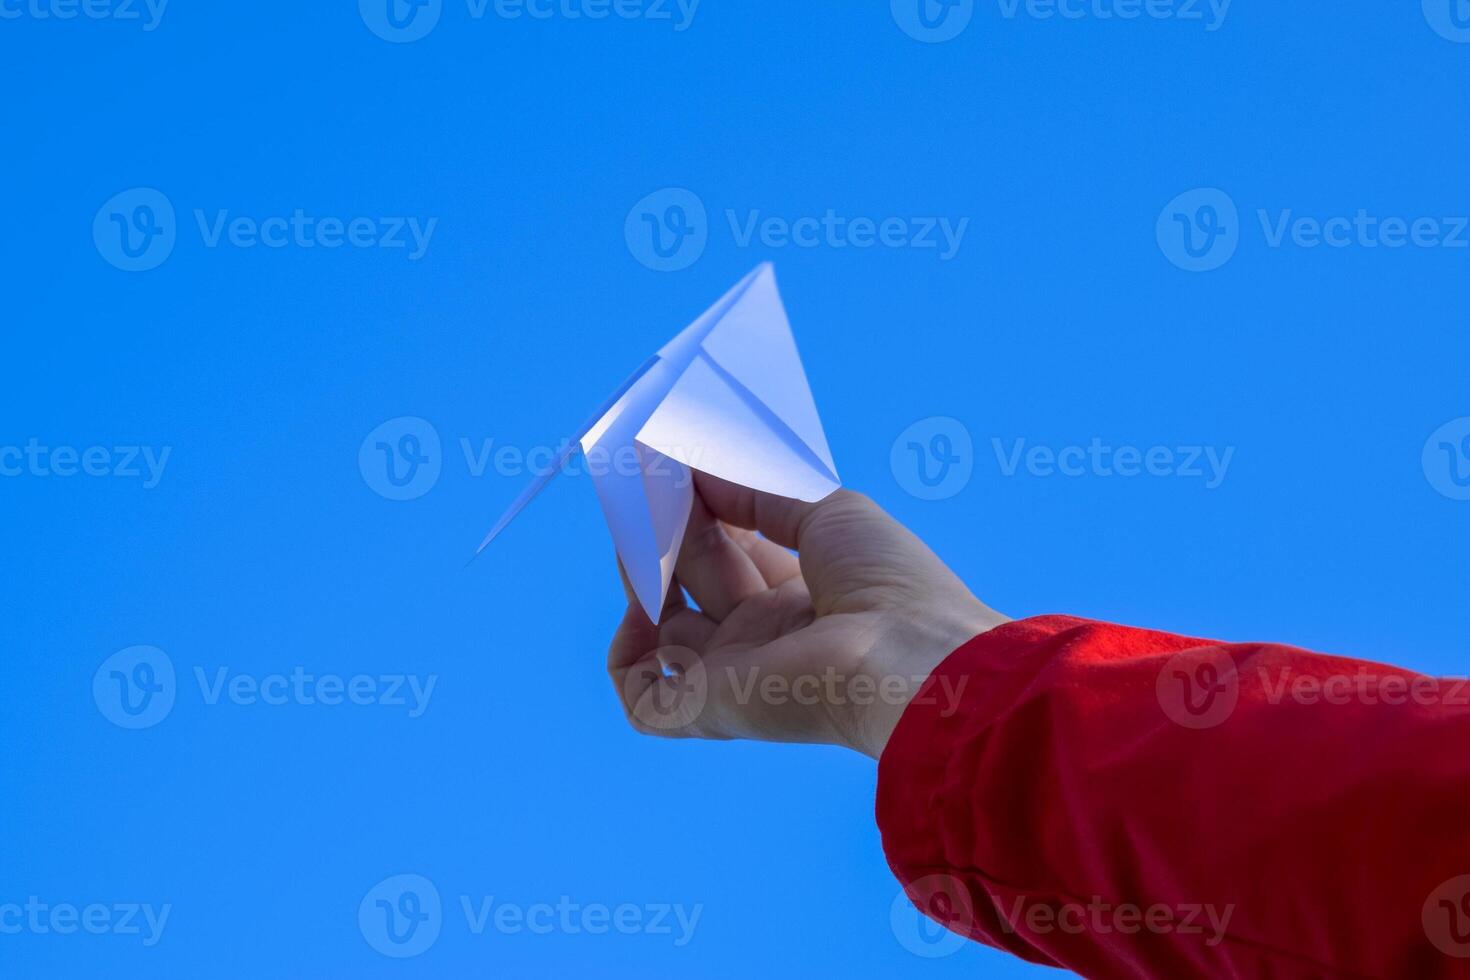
{"left": 475, "top": 263, "right": 841, "bottom": 622}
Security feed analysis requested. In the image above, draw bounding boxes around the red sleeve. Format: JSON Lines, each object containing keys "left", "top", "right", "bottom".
{"left": 876, "top": 615, "right": 1470, "bottom": 978}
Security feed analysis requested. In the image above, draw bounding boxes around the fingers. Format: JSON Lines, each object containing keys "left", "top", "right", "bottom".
{"left": 612, "top": 642, "right": 712, "bottom": 740}
{"left": 659, "top": 606, "right": 717, "bottom": 651}
{"left": 694, "top": 471, "right": 898, "bottom": 571}
{"left": 725, "top": 526, "right": 801, "bottom": 587}
{"left": 691, "top": 471, "right": 823, "bottom": 550}
{"left": 692, "top": 472, "right": 895, "bottom": 558}
{"left": 614, "top": 639, "right": 856, "bottom": 747}
{"left": 693, "top": 473, "right": 968, "bottom": 618}
{"left": 674, "top": 492, "right": 768, "bottom": 621}
{"left": 609, "top": 563, "right": 714, "bottom": 664}
{"left": 608, "top": 591, "right": 834, "bottom": 746}
{"left": 618, "top": 558, "right": 687, "bottom": 617}
{"left": 607, "top": 565, "right": 716, "bottom": 738}
{"left": 608, "top": 547, "right": 809, "bottom": 743}
{"left": 607, "top": 564, "right": 665, "bottom": 672}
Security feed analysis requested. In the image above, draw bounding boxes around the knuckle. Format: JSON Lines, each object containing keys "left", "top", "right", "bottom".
{"left": 825, "top": 488, "right": 875, "bottom": 513}
{"left": 806, "top": 489, "right": 879, "bottom": 534}
{"left": 687, "top": 520, "right": 731, "bottom": 560}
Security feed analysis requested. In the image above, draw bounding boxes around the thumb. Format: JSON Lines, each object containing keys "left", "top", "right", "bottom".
{"left": 692, "top": 472, "right": 950, "bottom": 609}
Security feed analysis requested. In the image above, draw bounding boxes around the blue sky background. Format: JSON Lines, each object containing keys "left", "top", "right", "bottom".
{"left": 4, "top": 1, "right": 1470, "bottom": 976}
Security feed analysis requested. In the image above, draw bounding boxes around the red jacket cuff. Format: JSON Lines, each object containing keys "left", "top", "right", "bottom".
{"left": 875, "top": 615, "right": 1088, "bottom": 967}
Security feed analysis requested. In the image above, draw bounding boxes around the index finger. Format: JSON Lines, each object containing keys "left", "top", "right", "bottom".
{"left": 692, "top": 473, "right": 934, "bottom": 592}
{"left": 691, "top": 471, "right": 827, "bottom": 550}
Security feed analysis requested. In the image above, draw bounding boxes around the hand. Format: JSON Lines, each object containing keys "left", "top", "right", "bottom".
{"left": 607, "top": 472, "right": 1008, "bottom": 759}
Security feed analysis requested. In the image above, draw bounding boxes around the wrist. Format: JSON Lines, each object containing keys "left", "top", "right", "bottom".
{"left": 843, "top": 602, "right": 1008, "bottom": 760}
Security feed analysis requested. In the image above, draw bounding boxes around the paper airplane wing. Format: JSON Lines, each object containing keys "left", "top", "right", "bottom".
{"left": 474, "top": 263, "right": 840, "bottom": 625}
{"left": 636, "top": 263, "right": 841, "bottom": 502}
{"left": 473, "top": 355, "right": 658, "bottom": 556}
{"left": 578, "top": 355, "right": 694, "bottom": 623}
